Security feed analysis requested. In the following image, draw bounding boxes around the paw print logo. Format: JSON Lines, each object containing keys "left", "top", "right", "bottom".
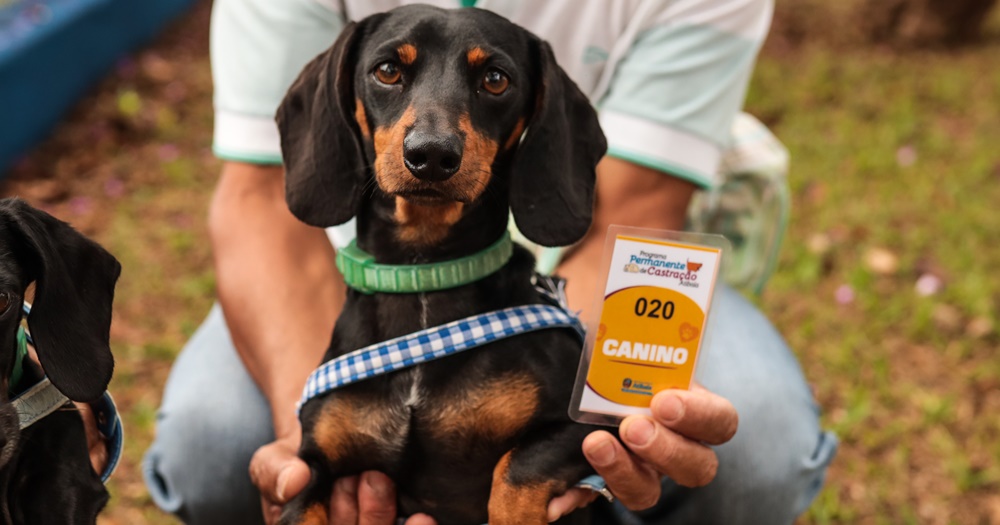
{"left": 623, "top": 263, "right": 640, "bottom": 273}
{"left": 679, "top": 323, "right": 700, "bottom": 342}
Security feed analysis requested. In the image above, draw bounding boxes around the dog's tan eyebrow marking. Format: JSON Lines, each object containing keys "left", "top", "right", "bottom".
{"left": 397, "top": 44, "right": 418, "bottom": 65}
{"left": 467, "top": 47, "right": 489, "bottom": 67}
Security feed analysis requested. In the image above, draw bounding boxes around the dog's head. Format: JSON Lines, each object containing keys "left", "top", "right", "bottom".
{"left": 0, "top": 198, "right": 120, "bottom": 468}
{"left": 277, "top": 5, "right": 607, "bottom": 247}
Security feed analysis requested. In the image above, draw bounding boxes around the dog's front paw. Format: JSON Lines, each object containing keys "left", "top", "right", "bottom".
{"left": 487, "top": 452, "right": 560, "bottom": 525}
{"left": 278, "top": 503, "right": 329, "bottom": 525}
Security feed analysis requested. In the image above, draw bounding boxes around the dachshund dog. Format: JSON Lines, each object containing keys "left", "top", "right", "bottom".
{"left": 0, "top": 197, "right": 121, "bottom": 524}
{"left": 277, "top": 6, "right": 607, "bottom": 525}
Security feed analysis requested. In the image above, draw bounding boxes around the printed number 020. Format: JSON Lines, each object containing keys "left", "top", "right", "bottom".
{"left": 634, "top": 297, "right": 675, "bottom": 320}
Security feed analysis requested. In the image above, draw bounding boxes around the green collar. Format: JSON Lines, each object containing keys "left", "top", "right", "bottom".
{"left": 337, "top": 232, "right": 513, "bottom": 294}
{"left": 11, "top": 326, "right": 28, "bottom": 392}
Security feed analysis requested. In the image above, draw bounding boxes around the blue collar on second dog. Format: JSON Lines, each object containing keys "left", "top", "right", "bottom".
{"left": 11, "top": 303, "right": 123, "bottom": 483}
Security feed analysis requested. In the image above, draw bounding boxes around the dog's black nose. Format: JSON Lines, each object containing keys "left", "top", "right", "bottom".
{"left": 403, "top": 132, "right": 463, "bottom": 182}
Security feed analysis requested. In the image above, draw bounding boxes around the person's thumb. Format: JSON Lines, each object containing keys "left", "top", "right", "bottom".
{"left": 275, "top": 462, "right": 311, "bottom": 502}
{"left": 250, "top": 442, "right": 311, "bottom": 504}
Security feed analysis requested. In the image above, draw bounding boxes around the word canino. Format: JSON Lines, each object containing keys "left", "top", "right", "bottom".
{"left": 602, "top": 339, "right": 689, "bottom": 365}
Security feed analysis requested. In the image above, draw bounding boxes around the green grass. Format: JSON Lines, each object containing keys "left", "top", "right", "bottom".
{"left": 750, "top": 11, "right": 1000, "bottom": 523}
{"left": 2, "top": 1, "right": 999, "bottom": 523}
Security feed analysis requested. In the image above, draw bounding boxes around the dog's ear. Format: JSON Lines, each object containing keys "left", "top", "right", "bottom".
{"left": 509, "top": 38, "right": 607, "bottom": 247}
{"left": 0, "top": 199, "right": 120, "bottom": 402}
{"left": 277, "top": 19, "right": 374, "bottom": 227}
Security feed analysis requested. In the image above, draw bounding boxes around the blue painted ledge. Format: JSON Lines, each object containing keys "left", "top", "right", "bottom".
{"left": 0, "top": 0, "right": 198, "bottom": 174}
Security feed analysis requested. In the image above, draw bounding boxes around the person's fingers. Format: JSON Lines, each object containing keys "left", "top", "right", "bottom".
{"left": 546, "top": 488, "right": 598, "bottom": 522}
{"left": 358, "top": 471, "right": 398, "bottom": 525}
{"left": 329, "top": 476, "right": 361, "bottom": 524}
{"left": 404, "top": 513, "right": 437, "bottom": 525}
{"left": 582, "top": 430, "right": 662, "bottom": 510}
{"left": 619, "top": 415, "right": 719, "bottom": 488}
{"left": 249, "top": 441, "right": 311, "bottom": 505}
{"left": 73, "top": 402, "right": 108, "bottom": 475}
{"left": 262, "top": 502, "right": 282, "bottom": 525}
{"left": 649, "top": 388, "right": 738, "bottom": 446}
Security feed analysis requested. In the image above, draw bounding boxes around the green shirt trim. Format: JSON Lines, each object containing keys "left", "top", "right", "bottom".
{"left": 212, "top": 146, "right": 284, "bottom": 166}
{"left": 606, "top": 145, "right": 712, "bottom": 190}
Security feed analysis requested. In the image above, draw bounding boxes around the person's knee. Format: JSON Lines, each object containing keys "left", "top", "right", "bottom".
{"left": 145, "top": 396, "right": 271, "bottom": 525}
{"left": 143, "top": 306, "right": 273, "bottom": 524}
{"left": 705, "top": 378, "right": 837, "bottom": 523}
{"left": 665, "top": 287, "right": 837, "bottom": 523}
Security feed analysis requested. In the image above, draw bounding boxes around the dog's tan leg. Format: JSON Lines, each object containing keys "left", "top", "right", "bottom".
{"left": 487, "top": 450, "right": 559, "bottom": 525}
{"left": 278, "top": 500, "right": 329, "bottom": 525}
{"left": 300, "top": 503, "right": 329, "bottom": 525}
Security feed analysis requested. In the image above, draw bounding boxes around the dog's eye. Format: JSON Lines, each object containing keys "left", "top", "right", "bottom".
{"left": 374, "top": 62, "right": 402, "bottom": 85}
{"left": 482, "top": 69, "right": 510, "bottom": 95}
{"left": 0, "top": 292, "right": 11, "bottom": 315}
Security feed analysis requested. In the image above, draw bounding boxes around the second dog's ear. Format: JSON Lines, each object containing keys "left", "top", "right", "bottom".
{"left": 277, "top": 19, "right": 373, "bottom": 227}
{"left": 0, "top": 199, "right": 120, "bottom": 402}
{"left": 510, "top": 39, "right": 607, "bottom": 247}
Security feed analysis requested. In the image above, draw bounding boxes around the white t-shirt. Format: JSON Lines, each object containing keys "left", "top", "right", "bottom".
{"left": 212, "top": 0, "right": 772, "bottom": 188}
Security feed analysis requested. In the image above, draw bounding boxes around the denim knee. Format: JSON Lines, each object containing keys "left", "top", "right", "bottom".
{"left": 143, "top": 305, "right": 274, "bottom": 525}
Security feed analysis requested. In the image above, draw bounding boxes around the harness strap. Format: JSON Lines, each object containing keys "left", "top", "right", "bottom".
{"left": 300, "top": 302, "right": 584, "bottom": 412}
{"left": 299, "top": 280, "right": 610, "bottom": 508}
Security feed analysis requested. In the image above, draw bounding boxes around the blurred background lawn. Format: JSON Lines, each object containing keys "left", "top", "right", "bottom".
{"left": 1, "top": 1, "right": 999, "bottom": 524}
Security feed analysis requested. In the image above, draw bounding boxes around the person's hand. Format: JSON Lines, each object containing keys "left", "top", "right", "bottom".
{"left": 250, "top": 430, "right": 313, "bottom": 524}
{"left": 74, "top": 402, "right": 107, "bottom": 475}
{"left": 560, "top": 386, "right": 738, "bottom": 513}
{"left": 249, "top": 428, "right": 437, "bottom": 525}
{"left": 326, "top": 471, "right": 436, "bottom": 525}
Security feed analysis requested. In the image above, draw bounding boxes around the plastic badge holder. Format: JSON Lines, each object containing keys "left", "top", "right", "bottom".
{"left": 570, "top": 226, "right": 729, "bottom": 427}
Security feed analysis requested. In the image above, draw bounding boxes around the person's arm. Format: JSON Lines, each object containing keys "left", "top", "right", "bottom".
{"left": 210, "top": 162, "right": 343, "bottom": 521}
{"left": 559, "top": 156, "right": 696, "bottom": 322}
{"left": 210, "top": 162, "right": 340, "bottom": 438}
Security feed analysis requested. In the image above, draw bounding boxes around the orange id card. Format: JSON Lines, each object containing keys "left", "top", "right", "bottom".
{"left": 570, "top": 226, "right": 728, "bottom": 426}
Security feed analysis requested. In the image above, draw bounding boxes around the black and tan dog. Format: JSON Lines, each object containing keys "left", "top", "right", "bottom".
{"left": 278, "top": 6, "right": 607, "bottom": 525}
{"left": 0, "top": 198, "right": 121, "bottom": 524}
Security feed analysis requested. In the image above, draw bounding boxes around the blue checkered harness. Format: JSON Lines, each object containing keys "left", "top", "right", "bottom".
{"left": 299, "top": 277, "right": 584, "bottom": 411}
{"left": 297, "top": 277, "right": 613, "bottom": 504}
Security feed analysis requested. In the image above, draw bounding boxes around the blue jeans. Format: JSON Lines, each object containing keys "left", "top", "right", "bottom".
{"left": 143, "top": 286, "right": 837, "bottom": 525}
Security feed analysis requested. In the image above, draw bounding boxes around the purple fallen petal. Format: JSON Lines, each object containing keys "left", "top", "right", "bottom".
{"left": 835, "top": 285, "right": 855, "bottom": 305}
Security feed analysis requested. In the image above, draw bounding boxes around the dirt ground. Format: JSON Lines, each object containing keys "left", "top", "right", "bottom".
{"left": 2, "top": 1, "right": 999, "bottom": 524}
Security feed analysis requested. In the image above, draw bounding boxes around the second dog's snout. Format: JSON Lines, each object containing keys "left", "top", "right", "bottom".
{"left": 403, "top": 132, "right": 463, "bottom": 182}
